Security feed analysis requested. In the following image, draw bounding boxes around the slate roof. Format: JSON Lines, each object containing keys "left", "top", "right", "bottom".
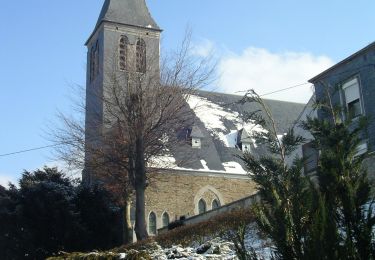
{"left": 95, "top": 0, "right": 160, "bottom": 31}
{"left": 166, "top": 91, "right": 306, "bottom": 174}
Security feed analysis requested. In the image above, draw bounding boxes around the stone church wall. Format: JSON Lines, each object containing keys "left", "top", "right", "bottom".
{"left": 144, "top": 170, "right": 257, "bottom": 230}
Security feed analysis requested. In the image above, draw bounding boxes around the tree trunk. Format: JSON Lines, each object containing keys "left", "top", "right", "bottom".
{"left": 123, "top": 200, "right": 133, "bottom": 244}
{"left": 134, "top": 136, "right": 148, "bottom": 240}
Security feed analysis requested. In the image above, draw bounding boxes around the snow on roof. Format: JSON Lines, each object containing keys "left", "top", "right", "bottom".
{"left": 186, "top": 94, "right": 265, "bottom": 148}
{"left": 149, "top": 156, "right": 250, "bottom": 175}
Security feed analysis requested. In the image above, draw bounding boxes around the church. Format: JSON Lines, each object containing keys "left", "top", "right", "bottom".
{"left": 83, "top": 0, "right": 305, "bottom": 236}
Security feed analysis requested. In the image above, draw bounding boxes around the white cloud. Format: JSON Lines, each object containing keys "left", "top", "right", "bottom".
{"left": 218, "top": 47, "right": 334, "bottom": 103}
{"left": 191, "top": 39, "right": 215, "bottom": 58}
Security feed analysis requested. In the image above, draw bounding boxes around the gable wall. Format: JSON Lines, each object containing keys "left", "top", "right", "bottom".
{"left": 314, "top": 47, "right": 375, "bottom": 152}
{"left": 144, "top": 171, "right": 257, "bottom": 231}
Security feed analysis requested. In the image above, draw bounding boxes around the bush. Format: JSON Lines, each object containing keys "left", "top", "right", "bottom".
{"left": 0, "top": 167, "right": 121, "bottom": 260}
{"left": 119, "top": 208, "right": 255, "bottom": 251}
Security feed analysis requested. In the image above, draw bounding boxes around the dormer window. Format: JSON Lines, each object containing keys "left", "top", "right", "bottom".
{"left": 192, "top": 138, "right": 201, "bottom": 149}
{"left": 242, "top": 142, "right": 251, "bottom": 152}
{"left": 239, "top": 128, "right": 252, "bottom": 153}
{"left": 191, "top": 125, "right": 204, "bottom": 149}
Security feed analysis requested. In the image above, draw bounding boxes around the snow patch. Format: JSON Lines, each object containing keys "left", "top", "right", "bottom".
{"left": 148, "top": 156, "right": 177, "bottom": 168}
{"left": 186, "top": 95, "right": 265, "bottom": 148}
{"left": 149, "top": 156, "right": 250, "bottom": 175}
{"left": 224, "top": 130, "right": 238, "bottom": 148}
{"left": 187, "top": 95, "right": 241, "bottom": 133}
{"left": 222, "top": 161, "right": 247, "bottom": 175}
{"left": 200, "top": 160, "right": 209, "bottom": 170}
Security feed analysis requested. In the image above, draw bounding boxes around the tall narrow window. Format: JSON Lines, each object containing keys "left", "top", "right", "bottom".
{"left": 136, "top": 38, "right": 146, "bottom": 73}
{"left": 198, "top": 199, "right": 207, "bottom": 214}
{"left": 119, "top": 36, "right": 128, "bottom": 71}
{"left": 148, "top": 212, "right": 157, "bottom": 235}
{"left": 212, "top": 199, "right": 221, "bottom": 210}
{"left": 94, "top": 41, "right": 99, "bottom": 78}
{"left": 162, "top": 212, "right": 170, "bottom": 228}
{"left": 90, "top": 46, "right": 95, "bottom": 82}
{"left": 90, "top": 40, "right": 99, "bottom": 82}
{"left": 343, "top": 78, "right": 362, "bottom": 119}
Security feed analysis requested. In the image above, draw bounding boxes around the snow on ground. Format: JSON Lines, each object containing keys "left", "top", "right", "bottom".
{"left": 117, "top": 225, "right": 272, "bottom": 259}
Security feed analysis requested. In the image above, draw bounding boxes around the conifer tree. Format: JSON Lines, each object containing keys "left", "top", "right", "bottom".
{"left": 303, "top": 86, "right": 375, "bottom": 259}
{"left": 240, "top": 90, "right": 311, "bottom": 259}
{"left": 241, "top": 88, "right": 375, "bottom": 259}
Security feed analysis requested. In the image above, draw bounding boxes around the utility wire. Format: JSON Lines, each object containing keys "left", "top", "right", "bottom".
{"left": 259, "top": 82, "right": 312, "bottom": 97}
{"left": 0, "top": 143, "right": 63, "bottom": 158}
{"left": 0, "top": 81, "right": 331, "bottom": 159}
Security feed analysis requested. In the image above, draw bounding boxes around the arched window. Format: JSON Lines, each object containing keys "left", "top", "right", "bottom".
{"left": 119, "top": 36, "right": 128, "bottom": 71}
{"left": 136, "top": 38, "right": 146, "bottom": 73}
{"left": 212, "top": 199, "right": 221, "bottom": 210}
{"left": 148, "top": 212, "right": 157, "bottom": 235}
{"left": 162, "top": 212, "right": 170, "bottom": 227}
{"left": 198, "top": 199, "right": 207, "bottom": 214}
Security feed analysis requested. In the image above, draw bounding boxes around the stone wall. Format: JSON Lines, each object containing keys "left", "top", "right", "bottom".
{"left": 144, "top": 169, "right": 257, "bottom": 230}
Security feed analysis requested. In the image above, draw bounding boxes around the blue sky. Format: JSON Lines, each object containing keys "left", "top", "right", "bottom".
{"left": 1, "top": 0, "right": 375, "bottom": 185}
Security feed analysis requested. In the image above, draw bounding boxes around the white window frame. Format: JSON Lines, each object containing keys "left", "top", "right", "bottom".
{"left": 342, "top": 77, "right": 363, "bottom": 119}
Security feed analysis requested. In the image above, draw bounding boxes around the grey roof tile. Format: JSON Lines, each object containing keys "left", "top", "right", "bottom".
{"left": 96, "top": 0, "right": 160, "bottom": 30}
{"left": 170, "top": 91, "right": 306, "bottom": 172}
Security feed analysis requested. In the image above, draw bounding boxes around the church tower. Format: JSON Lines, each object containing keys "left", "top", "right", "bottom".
{"left": 84, "top": 0, "right": 161, "bottom": 183}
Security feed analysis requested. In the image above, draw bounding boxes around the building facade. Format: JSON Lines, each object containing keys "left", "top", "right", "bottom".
{"left": 84, "top": 0, "right": 306, "bottom": 236}
{"left": 290, "top": 42, "right": 375, "bottom": 178}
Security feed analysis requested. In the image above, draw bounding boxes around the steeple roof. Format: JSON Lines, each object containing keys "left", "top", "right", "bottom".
{"left": 96, "top": 0, "right": 160, "bottom": 31}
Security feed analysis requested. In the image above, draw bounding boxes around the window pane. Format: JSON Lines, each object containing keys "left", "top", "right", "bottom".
{"left": 212, "top": 199, "right": 220, "bottom": 209}
{"left": 198, "top": 199, "right": 206, "bottom": 214}
{"left": 348, "top": 99, "right": 361, "bottom": 118}
{"left": 162, "top": 212, "right": 169, "bottom": 227}
{"left": 148, "top": 212, "right": 157, "bottom": 235}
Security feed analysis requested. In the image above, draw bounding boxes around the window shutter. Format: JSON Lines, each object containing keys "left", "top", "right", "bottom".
{"left": 343, "top": 78, "right": 360, "bottom": 103}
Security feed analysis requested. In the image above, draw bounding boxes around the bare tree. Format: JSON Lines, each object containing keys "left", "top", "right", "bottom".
{"left": 51, "top": 31, "right": 216, "bottom": 241}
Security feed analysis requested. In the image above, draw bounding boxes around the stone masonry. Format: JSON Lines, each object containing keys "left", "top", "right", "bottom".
{"left": 144, "top": 170, "right": 257, "bottom": 230}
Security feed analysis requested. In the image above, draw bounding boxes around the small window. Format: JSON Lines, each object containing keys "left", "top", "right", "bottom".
{"left": 212, "top": 199, "right": 221, "bottom": 209}
{"left": 148, "top": 212, "right": 157, "bottom": 235}
{"left": 343, "top": 78, "right": 362, "bottom": 119}
{"left": 136, "top": 38, "right": 146, "bottom": 73}
{"left": 198, "top": 199, "right": 206, "bottom": 214}
{"left": 242, "top": 143, "right": 251, "bottom": 152}
{"left": 302, "top": 142, "right": 319, "bottom": 174}
{"left": 162, "top": 212, "right": 170, "bottom": 227}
